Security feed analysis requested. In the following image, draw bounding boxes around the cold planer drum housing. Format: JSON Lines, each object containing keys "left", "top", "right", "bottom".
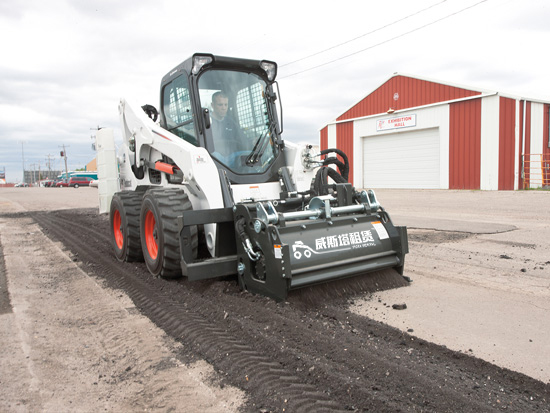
{"left": 179, "top": 183, "right": 408, "bottom": 301}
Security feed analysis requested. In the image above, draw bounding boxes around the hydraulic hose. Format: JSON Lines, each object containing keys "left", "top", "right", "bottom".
{"left": 320, "top": 148, "right": 349, "bottom": 181}
{"left": 236, "top": 217, "right": 260, "bottom": 261}
{"left": 311, "top": 148, "right": 350, "bottom": 196}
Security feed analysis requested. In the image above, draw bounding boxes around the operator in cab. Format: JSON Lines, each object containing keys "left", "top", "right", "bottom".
{"left": 210, "top": 91, "right": 242, "bottom": 154}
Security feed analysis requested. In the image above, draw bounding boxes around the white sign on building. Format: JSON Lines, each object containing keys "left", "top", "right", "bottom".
{"left": 376, "top": 114, "right": 416, "bottom": 132}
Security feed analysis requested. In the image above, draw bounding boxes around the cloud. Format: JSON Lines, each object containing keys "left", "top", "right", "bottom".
{"left": 2, "top": 0, "right": 550, "bottom": 182}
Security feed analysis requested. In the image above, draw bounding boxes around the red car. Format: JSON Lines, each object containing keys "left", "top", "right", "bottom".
{"left": 69, "top": 177, "right": 94, "bottom": 188}
{"left": 56, "top": 180, "right": 69, "bottom": 187}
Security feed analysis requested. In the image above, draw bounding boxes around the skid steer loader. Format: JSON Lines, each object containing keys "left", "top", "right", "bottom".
{"left": 96, "top": 53, "right": 408, "bottom": 301}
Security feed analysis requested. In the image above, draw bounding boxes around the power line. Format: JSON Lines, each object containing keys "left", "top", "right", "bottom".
{"left": 280, "top": 0, "right": 448, "bottom": 68}
{"left": 280, "top": 0, "right": 488, "bottom": 79}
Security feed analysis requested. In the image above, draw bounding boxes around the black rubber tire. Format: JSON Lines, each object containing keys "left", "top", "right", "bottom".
{"left": 74, "top": 184, "right": 79, "bottom": 188}
{"left": 110, "top": 192, "right": 144, "bottom": 262}
{"left": 140, "top": 188, "right": 197, "bottom": 279}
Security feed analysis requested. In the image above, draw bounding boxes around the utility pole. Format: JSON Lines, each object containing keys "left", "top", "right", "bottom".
{"left": 19, "top": 140, "right": 27, "bottom": 183}
{"left": 45, "top": 154, "right": 54, "bottom": 178}
{"left": 59, "top": 144, "right": 70, "bottom": 182}
{"left": 29, "top": 163, "right": 35, "bottom": 186}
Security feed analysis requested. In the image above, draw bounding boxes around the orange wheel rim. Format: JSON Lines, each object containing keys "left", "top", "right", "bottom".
{"left": 113, "top": 210, "right": 123, "bottom": 249}
{"left": 144, "top": 210, "right": 158, "bottom": 259}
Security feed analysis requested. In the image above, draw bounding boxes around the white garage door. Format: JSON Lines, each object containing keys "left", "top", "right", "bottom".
{"left": 362, "top": 128, "right": 440, "bottom": 189}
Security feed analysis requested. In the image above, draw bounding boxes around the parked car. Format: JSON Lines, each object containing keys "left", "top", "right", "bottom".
{"left": 56, "top": 180, "right": 69, "bottom": 187}
{"left": 69, "top": 176, "right": 94, "bottom": 188}
{"left": 89, "top": 179, "right": 98, "bottom": 188}
{"left": 15, "top": 182, "right": 29, "bottom": 187}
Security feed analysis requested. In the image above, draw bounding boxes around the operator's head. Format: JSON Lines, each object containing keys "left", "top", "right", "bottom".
{"left": 211, "top": 91, "right": 228, "bottom": 120}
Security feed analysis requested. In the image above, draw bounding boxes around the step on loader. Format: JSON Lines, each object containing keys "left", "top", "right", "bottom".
{"left": 96, "top": 53, "right": 409, "bottom": 301}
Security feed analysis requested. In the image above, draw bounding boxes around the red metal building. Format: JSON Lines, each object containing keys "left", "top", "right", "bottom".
{"left": 320, "top": 73, "right": 550, "bottom": 190}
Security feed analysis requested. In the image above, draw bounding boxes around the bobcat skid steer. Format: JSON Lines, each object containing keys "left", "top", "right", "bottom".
{"left": 96, "top": 53, "right": 409, "bottom": 301}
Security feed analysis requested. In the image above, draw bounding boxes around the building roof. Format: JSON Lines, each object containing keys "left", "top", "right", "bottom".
{"left": 328, "top": 73, "right": 550, "bottom": 126}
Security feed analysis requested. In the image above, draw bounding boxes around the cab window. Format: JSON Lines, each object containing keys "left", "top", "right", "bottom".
{"left": 197, "top": 70, "right": 277, "bottom": 174}
{"left": 162, "top": 75, "right": 197, "bottom": 146}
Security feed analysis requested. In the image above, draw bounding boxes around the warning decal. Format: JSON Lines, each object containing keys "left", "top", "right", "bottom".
{"left": 372, "top": 221, "right": 389, "bottom": 240}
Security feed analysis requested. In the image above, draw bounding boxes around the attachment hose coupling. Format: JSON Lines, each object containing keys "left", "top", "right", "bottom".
{"left": 243, "top": 238, "right": 260, "bottom": 262}
{"left": 236, "top": 217, "right": 260, "bottom": 261}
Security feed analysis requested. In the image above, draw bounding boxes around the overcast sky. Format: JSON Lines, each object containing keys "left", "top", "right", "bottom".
{"left": 1, "top": 0, "right": 549, "bottom": 182}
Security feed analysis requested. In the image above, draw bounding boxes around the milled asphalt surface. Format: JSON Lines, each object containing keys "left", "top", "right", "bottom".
{"left": 393, "top": 215, "right": 517, "bottom": 234}
{"left": 1, "top": 187, "right": 549, "bottom": 386}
